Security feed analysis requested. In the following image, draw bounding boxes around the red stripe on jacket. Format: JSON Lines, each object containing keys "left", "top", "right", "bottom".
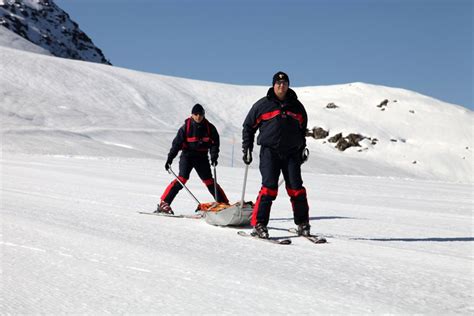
{"left": 253, "top": 110, "right": 281, "bottom": 128}
{"left": 286, "top": 111, "right": 304, "bottom": 126}
{"left": 253, "top": 109, "right": 304, "bottom": 128}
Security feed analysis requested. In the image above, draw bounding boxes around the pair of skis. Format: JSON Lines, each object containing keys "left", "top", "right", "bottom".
{"left": 237, "top": 229, "right": 327, "bottom": 245}
{"left": 139, "top": 211, "right": 327, "bottom": 245}
{"left": 138, "top": 211, "right": 202, "bottom": 219}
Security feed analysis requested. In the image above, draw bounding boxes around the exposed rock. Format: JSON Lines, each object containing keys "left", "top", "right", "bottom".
{"left": 0, "top": 0, "right": 111, "bottom": 64}
{"left": 326, "top": 102, "right": 338, "bottom": 109}
{"left": 335, "top": 138, "right": 351, "bottom": 151}
{"left": 346, "top": 133, "right": 364, "bottom": 146}
{"left": 328, "top": 133, "right": 342, "bottom": 143}
{"left": 327, "top": 133, "right": 367, "bottom": 151}
{"left": 377, "top": 99, "right": 389, "bottom": 107}
{"left": 306, "top": 127, "right": 329, "bottom": 139}
{"left": 307, "top": 128, "right": 377, "bottom": 153}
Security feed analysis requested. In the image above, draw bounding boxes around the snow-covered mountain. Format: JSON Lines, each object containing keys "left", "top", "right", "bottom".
{"left": 0, "top": 0, "right": 110, "bottom": 64}
{"left": 1, "top": 35, "right": 472, "bottom": 183}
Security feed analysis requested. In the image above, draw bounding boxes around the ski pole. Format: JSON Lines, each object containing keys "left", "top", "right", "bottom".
{"left": 240, "top": 163, "right": 249, "bottom": 207}
{"left": 213, "top": 164, "right": 218, "bottom": 202}
{"left": 168, "top": 167, "right": 201, "bottom": 205}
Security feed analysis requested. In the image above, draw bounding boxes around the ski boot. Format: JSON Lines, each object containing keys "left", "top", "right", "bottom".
{"left": 251, "top": 222, "right": 269, "bottom": 239}
{"left": 296, "top": 222, "right": 311, "bottom": 237}
{"left": 155, "top": 200, "right": 174, "bottom": 215}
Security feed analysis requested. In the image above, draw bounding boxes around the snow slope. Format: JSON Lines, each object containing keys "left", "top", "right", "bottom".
{"left": 1, "top": 43, "right": 472, "bottom": 183}
{"left": 2, "top": 155, "right": 473, "bottom": 314}
{"left": 0, "top": 24, "right": 49, "bottom": 54}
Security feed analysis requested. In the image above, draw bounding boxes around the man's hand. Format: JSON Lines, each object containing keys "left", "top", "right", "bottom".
{"left": 165, "top": 158, "right": 172, "bottom": 171}
{"left": 301, "top": 147, "right": 309, "bottom": 164}
{"left": 242, "top": 149, "right": 252, "bottom": 165}
{"left": 211, "top": 155, "right": 218, "bottom": 167}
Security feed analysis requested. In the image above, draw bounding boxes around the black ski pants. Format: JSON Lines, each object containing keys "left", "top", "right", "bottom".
{"left": 251, "top": 146, "right": 309, "bottom": 226}
{"left": 161, "top": 153, "right": 228, "bottom": 204}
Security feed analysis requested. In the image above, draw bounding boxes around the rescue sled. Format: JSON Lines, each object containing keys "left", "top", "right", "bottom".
{"left": 198, "top": 201, "right": 253, "bottom": 227}
{"left": 168, "top": 163, "right": 254, "bottom": 227}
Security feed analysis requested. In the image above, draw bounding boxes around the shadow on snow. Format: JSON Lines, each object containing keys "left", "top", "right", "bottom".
{"left": 271, "top": 216, "right": 355, "bottom": 222}
{"left": 353, "top": 237, "right": 474, "bottom": 242}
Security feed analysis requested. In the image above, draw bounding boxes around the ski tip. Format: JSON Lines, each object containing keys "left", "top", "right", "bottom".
{"left": 237, "top": 231, "right": 292, "bottom": 245}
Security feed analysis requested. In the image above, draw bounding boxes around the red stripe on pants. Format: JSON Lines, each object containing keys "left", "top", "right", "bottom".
{"left": 160, "top": 176, "right": 188, "bottom": 201}
{"left": 202, "top": 178, "right": 214, "bottom": 186}
{"left": 286, "top": 187, "right": 306, "bottom": 197}
{"left": 251, "top": 186, "right": 278, "bottom": 226}
{"left": 286, "top": 186, "right": 309, "bottom": 224}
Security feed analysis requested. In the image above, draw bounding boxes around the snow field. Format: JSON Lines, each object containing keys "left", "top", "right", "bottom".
{"left": 2, "top": 154, "right": 472, "bottom": 314}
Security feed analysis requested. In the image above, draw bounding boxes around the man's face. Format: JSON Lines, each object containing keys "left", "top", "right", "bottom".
{"left": 192, "top": 113, "right": 204, "bottom": 123}
{"left": 273, "top": 80, "right": 289, "bottom": 100}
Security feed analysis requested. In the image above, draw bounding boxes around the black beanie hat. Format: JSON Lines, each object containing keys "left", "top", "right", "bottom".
{"left": 272, "top": 71, "right": 290, "bottom": 86}
{"left": 191, "top": 103, "right": 205, "bottom": 115}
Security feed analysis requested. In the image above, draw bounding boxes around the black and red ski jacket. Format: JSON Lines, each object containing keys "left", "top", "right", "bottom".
{"left": 242, "top": 87, "right": 307, "bottom": 155}
{"left": 167, "top": 117, "right": 220, "bottom": 161}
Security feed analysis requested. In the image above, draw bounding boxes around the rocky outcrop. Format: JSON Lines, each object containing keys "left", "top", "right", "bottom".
{"left": 306, "top": 127, "right": 329, "bottom": 139}
{"left": 377, "top": 99, "right": 389, "bottom": 108}
{"left": 0, "top": 0, "right": 111, "bottom": 64}
{"left": 331, "top": 133, "right": 366, "bottom": 151}
{"left": 308, "top": 128, "right": 373, "bottom": 152}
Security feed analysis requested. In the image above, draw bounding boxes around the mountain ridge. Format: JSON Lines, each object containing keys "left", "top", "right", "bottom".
{"left": 0, "top": 0, "right": 110, "bottom": 64}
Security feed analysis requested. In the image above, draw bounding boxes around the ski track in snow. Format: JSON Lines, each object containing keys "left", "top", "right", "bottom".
{"left": 1, "top": 154, "right": 473, "bottom": 314}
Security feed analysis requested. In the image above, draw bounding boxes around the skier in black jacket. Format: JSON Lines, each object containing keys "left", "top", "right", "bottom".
{"left": 157, "top": 104, "right": 229, "bottom": 214}
{"left": 242, "top": 72, "right": 310, "bottom": 238}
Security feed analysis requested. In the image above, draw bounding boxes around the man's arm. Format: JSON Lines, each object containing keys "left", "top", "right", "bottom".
{"left": 167, "top": 125, "right": 185, "bottom": 162}
{"left": 209, "top": 124, "right": 220, "bottom": 165}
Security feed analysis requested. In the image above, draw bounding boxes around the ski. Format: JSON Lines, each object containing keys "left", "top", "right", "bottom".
{"left": 138, "top": 211, "right": 203, "bottom": 219}
{"left": 237, "top": 231, "right": 292, "bottom": 245}
{"left": 288, "top": 228, "right": 327, "bottom": 244}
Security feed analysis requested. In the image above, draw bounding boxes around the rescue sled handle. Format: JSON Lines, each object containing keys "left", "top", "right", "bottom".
{"left": 240, "top": 164, "right": 249, "bottom": 207}
{"left": 213, "top": 165, "right": 218, "bottom": 202}
{"left": 168, "top": 167, "right": 201, "bottom": 205}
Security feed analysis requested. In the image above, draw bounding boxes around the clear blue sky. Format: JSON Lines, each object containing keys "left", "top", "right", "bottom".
{"left": 56, "top": 0, "right": 472, "bottom": 109}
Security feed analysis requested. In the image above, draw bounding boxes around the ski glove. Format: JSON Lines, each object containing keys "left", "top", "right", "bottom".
{"left": 301, "top": 147, "right": 309, "bottom": 164}
{"left": 242, "top": 149, "right": 252, "bottom": 165}
{"left": 210, "top": 155, "right": 218, "bottom": 167}
{"left": 165, "top": 158, "right": 172, "bottom": 171}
